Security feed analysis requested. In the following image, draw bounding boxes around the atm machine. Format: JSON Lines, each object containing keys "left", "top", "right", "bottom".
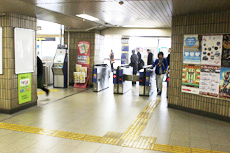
{"left": 52, "top": 47, "right": 68, "bottom": 88}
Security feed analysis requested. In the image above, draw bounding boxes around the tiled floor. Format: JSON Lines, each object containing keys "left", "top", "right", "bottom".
{"left": 0, "top": 80, "right": 229, "bottom": 153}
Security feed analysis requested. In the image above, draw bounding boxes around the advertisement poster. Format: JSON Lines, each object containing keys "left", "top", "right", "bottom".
{"left": 181, "top": 64, "right": 200, "bottom": 94}
{"left": 75, "top": 41, "right": 90, "bottom": 88}
{"left": 201, "top": 35, "right": 223, "bottom": 66}
{"left": 121, "top": 38, "right": 129, "bottom": 64}
{"left": 183, "top": 35, "right": 201, "bottom": 64}
{"left": 221, "top": 34, "right": 230, "bottom": 67}
{"left": 18, "top": 73, "right": 31, "bottom": 104}
{"left": 77, "top": 41, "right": 90, "bottom": 65}
{"left": 219, "top": 67, "right": 230, "bottom": 99}
{"left": 199, "top": 66, "right": 220, "bottom": 97}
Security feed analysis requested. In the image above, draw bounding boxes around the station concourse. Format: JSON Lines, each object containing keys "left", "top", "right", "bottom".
{"left": 0, "top": 0, "right": 230, "bottom": 153}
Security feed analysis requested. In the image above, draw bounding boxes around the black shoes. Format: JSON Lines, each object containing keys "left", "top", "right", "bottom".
{"left": 157, "top": 91, "right": 162, "bottom": 95}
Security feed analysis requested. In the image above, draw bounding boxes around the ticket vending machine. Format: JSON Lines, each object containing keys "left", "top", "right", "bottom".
{"left": 52, "top": 48, "right": 68, "bottom": 88}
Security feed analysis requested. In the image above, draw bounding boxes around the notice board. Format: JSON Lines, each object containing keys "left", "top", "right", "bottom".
{"left": 15, "top": 28, "right": 35, "bottom": 74}
{"left": 18, "top": 73, "right": 31, "bottom": 104}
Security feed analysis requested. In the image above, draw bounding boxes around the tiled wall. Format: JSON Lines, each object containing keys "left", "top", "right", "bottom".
{"left": 64, "top": 32, "right": 104, "bottom": 85}
{"left": 168, "top": 12, "right": 230, "bottom": 119}
{"left": 0, "top": 13, "right": 37, "bottom": 112}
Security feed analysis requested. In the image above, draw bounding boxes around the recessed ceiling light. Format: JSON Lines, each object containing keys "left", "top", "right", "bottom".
{"left": 76, "top": 14, "right": 99, "bottom": 21}
{"left": 123, "top": 25, "right": 155, "bottom": 28}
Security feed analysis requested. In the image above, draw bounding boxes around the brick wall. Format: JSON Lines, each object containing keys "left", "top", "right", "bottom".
{"left": 168, "top": 11, "right": 230, "bottom": 119}
{"left": 0, "top": 13, "right": 37, "bottom": 112}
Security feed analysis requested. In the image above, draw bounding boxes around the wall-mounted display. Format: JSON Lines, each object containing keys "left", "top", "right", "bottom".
{"left": 199, "top": 65, "right": 220, "bottom": 97}
{"left": 0, "top": 27, "right": 2, "bottom": 74}
{"left": 181, "top": 64, "right": 200, "bottom": 94}
{"left": 15, "top": 28, "right": 35, "bottom": 74}
{"left": 219, "top": 67, "right": 230, "bottom": 99}
{"left": 201, "top": 35, "right": 223, "bottom": 66}
{"left": 183, "top": 35, "right": 201, "bottom": 64}
{"left": 221, "top": 34, "right": 230, "bottom": 67}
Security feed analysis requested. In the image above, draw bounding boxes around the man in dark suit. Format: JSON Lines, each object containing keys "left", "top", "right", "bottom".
{"left": 147, "top": 49, "right": 153, "bottom": 65}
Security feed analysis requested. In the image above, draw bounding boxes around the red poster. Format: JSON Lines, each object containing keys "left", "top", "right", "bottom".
{"left": 74, "top": 41, "right": 90, "bottom": 88}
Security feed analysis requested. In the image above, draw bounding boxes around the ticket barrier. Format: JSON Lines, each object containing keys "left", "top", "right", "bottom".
{"left": 113, "top": 65, "right": 133, "bottom": 94}
{"left": 139, "top": 67, "right": 154, "bottom": 96}
{"left": 93, "top": 64, "right": 110, "bottom": 92}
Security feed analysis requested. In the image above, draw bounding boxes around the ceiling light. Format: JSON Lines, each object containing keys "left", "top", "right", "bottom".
{"left": 76, "top": 14, "right": 99, "bottom": 21}
{"left": 123, "top": 25, "right": 155, "bottom": 28}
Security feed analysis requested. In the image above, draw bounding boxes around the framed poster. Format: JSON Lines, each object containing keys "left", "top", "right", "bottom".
{"left": 15, "top": 28, "right": 35, "bottom": 74}
{"left": 221, "top": 34, "right": 230, "bottom": 67}
{"left": 199, "top": 65, "right": 220, "bottom": 97}
{"left": 201, "top": 35, "right": 223, "bottom": 66}
{"left": 219, "top": 67, "right": 230, "bottom": 99}
{"left": 181, "top": 64, "right": 200, "bottom": 94}
{"left": 0, "top": 27, "right": 2, "bottom": 74}
{"left": 18, "top": 73, "right": 31, "bottom": 104}
{"left": 183, "top": 35, "right": 201, "bottom": 64}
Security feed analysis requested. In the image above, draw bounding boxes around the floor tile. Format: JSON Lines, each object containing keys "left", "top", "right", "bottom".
{"left": 98, "top": 144, "right": 123, "bottom": 153}
{"left": 120, "top": 147, "right": 144, "bottom": 153}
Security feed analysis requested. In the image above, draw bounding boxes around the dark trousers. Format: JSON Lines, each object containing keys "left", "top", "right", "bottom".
{"left": 111, "top": 63, "right": 114, "bottom": 72}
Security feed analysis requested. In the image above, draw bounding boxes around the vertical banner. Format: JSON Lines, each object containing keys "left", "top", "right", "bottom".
{"left": 199, "top": 65, "right": 220, "bottom": 97}
{"left": 18, "top": 73, "right": 31, "bottom": 104}
{"left": 74, "top": 41, "right": 90, "bottom": 88}
{"left": 121, "top": 38, "right": 129, "bottom": 64}
{"left": 219, "top": 67, "right": 230, "bottom": 99}
{"left": 183, "top": 35, "right": 201, "bottom": 64}
{"left": 181, "top": 64, "right": 200, "bottom": 94}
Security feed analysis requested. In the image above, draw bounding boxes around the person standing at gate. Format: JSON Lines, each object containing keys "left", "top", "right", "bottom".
{"left": 37, "top": 56, "right": 50, "bottom": 96}
{"left": 130, "top": 50, "right": 138, "bottom": 85}
{"left": 137, "top": 51, "right": 144, "bottom": 71}
{"left": 152, "top": 52, "right": 168, "bottom": 95}
{"left": 109, "top": 50, "right": 115, "bottom": 72}
{"left": 147, "top": 49, "right": 153, "bottom": 65}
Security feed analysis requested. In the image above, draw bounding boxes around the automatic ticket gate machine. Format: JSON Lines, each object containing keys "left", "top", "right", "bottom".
{"left": 52, "top": 48, "right": 68, "bottom": 88}
{"left": 93, "top": 64, "right": 110, "bottom": 92}
{"left": 113, "top": 65, "right": 133, "bottom": 94}
{"left": 139, "top": 67, "right": 154, "bottom": 96}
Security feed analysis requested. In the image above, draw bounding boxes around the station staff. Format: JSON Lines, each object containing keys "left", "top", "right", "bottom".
{"left": 152, "top": 52, "right": 168, "bottom": 95}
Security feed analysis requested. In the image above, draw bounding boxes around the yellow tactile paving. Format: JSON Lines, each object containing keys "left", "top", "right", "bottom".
{"left": 37, "top": 89, "right": 59, "bottom": 95}
{"left": 0, "top": 98, "right": 228, "bottom": 153}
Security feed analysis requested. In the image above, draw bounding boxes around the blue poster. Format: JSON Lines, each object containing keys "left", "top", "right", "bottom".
{"left": 183, "top": 35, "right": 201, "bottom": 64}
{"left": 121, "top": 38, "right": 129, "bottom": 64}
{"left": 219, "top": 67, "right": 230, "bottom": 99}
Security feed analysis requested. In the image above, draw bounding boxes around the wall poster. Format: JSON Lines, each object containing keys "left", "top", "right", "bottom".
{"left": 18, "top": 73, "right": 31, "bottom": 104}
{"left": 201, "top": 35, "right": 223, "bottom": 66}
{"left": 181, "top": 64, "right": 200, "bottom": 94}
{"left": 183, "top": 35, "right": 201, "bottom": 64}
{"left": 219, "top": 67, "right": 230, "bottom": 99}
{"left": 199, "top": 65, "right": 220, "bottom": 97}
{"left": 121, "top": 38, "right": 129, "bottom": 64}
{"left": 221, "top": 34, "right": 230, "bottom": 67}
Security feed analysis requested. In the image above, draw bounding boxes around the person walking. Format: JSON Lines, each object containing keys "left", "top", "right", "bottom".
{"left": 147, "top": 49, "right": 153, "bottom": 65}
{"left": 109, "top": 50, "right": 115, "bottom": 72}
{"left": 37, "top": 56, "right": 50, "bottom": 96}
{"left": 152, "top": 52, "right": 168, "bottom": 95}
{"left": 130, "top": 50, "right": 138, "bottom": 85}
{"left": 137, "top": 51, "right": 144, "bottom": 71}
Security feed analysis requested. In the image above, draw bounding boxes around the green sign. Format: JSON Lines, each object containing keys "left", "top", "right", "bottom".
{"left": 18, "top": 73, "right": 31, "bottom": 104}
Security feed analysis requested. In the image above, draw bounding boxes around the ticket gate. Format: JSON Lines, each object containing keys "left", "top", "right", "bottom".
{"left": 113, "top": 65, "right": 154, "bottom": 96}
{"left": 139, "top": 68, "right": 154, "bottom": 96}
{"left": 93, "top": 64, "right": 110, "bottom": 92}
{"left": 113, "top": 65, "right": 133, "bottom": 94}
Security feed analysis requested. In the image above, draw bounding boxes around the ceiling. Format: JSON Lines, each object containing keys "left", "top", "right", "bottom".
{"left": 1, "top": 0, "right": 230, "bottom": 31}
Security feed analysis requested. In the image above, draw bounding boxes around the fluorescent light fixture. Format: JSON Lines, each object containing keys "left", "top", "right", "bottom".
{"left": 76, "top": 14, "right": 99, "bottom": 21}
{"left": 123, "top": 25, "right": 155, "bottom": 28}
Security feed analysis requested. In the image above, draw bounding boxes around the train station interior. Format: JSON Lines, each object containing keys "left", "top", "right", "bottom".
{"left": 0, "top": 0, "right": 230, "bottom": 153}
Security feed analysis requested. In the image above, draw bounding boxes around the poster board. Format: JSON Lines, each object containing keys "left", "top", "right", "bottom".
{"left": 0, "top": 27, "right": 2, "bottom": 74}
{"left": 18, "top": 73, "right": 31, "bottom": 104}
{"left": 15, "top": 28, "right": 35, "bottom": 74}
{"left": 74, "top": 41, "right": 90, "bottom": 88}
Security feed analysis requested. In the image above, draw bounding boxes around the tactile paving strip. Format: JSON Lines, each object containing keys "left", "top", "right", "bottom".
{"left": 0, "top": 98, "right": 228, "bottom": 153}
{"left": 120, "top": 98, "right": 161, "bottom": 141}
{"left": 37, "top": 89, "right": 59, "bottom": 95}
